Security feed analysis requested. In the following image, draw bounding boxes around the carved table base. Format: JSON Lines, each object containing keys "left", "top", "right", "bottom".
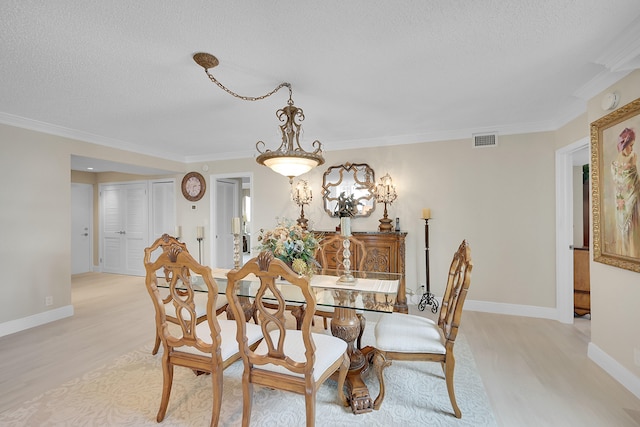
{"left": 330, "top": 307, "right": 373, "bottom": 414}
{"left": 225, "top": 296, "right": 256, "bottom": 323}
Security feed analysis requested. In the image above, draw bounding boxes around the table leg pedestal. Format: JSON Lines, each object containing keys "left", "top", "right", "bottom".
{"left": 330, "top": 307, "right": 373, "bottom": 414}
{"left": 225, "top": 296, "right": 256, "bottom": 323}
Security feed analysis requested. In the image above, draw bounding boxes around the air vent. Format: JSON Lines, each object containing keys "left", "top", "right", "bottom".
{"left": 473, "top": 133, "right": 498, "bottom": 148}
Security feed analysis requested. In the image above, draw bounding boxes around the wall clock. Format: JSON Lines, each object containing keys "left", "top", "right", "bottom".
{"left": 181, "top": 172, "right": 206, "bottom": 201}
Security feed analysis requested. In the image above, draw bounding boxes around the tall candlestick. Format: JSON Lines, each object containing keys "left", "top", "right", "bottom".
{"left": 337, "top": 218, "right": 356, "bottom": 284}
{"left": 340, "top": 216, "right": 351, "bottom": 237}
{"left": 232, "top": 217, "right": 241, "bottom": 235}
{"left": 196, "top": 226, "right": 204, "bottom": 264}
{"left": 418, "top": 216, "right": 439, "bottom": 313}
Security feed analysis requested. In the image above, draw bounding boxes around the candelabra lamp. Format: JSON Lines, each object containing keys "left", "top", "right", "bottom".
{"left": 373, "top": 173, "right": 397, "bottom": 232}
{"left": 291, "top": 179, "right": 313, "bottom": 230}
{"left": 418, "top": 209, "right": 439, "bottom": 313}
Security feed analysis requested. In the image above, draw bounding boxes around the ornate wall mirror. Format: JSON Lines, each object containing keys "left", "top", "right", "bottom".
{"left": 322, "top": 162, "right": 376, "bottom": 217}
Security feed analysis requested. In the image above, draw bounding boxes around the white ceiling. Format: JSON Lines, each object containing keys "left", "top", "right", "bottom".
{"left": 2, "top": 1, "right": 640, "bottom": 173}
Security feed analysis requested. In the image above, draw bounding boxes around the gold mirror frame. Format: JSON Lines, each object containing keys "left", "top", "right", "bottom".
{"left": 591, "top": 97, "right": 640, "bottom": 273}
{"left": 322, "top": 163, "right": 376, "bottom": 217}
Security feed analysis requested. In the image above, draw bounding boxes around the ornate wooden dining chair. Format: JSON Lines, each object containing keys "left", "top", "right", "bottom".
{"left": 226, "top": 251, "right": 350, "bottom": 427}
{"left": 314, "top": 234, "right": 368, "bottom": 347}
{"left": 145, "top": 234, "right": 229, "bottom": 355}
{"left": 144, "top": 242, "right": 263, "bottom": 426}
{"left": 369, "top": 239, "right": 472, "bottom": 418}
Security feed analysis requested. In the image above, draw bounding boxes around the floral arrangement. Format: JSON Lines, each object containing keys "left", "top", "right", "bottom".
{"left": 256, "top": 218, "right": 321, "bottom": 276}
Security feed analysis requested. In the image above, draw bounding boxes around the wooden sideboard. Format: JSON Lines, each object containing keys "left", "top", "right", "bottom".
{"left": 313, "top": 231, "right": 408, "bottom": 313}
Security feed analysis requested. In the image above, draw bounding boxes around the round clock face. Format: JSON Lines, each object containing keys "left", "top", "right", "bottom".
{"left": 181, "top": 172, "right": 206, "bottom": 201}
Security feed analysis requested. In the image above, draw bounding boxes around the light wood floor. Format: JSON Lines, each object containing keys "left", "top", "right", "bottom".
{"left": 1, "top": 272, "right": 640, "bottom": 426}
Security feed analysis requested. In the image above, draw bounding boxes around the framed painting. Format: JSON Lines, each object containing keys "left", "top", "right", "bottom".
{"left": 591, "top": 97, "right": 640, "bottom": 273}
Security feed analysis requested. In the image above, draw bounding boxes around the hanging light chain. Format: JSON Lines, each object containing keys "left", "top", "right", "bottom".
{"left": 193, "top": 52, "right": 324, "bottom": 181}
{"left": 203, "top": 70, "right": 293, "bottom": 104}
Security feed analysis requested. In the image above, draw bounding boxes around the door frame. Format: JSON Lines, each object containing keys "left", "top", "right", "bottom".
{"left": 71, "top": 183, "right": 93, "bottom": 274}
{"left": 210, "top": 172, "right": 253, "bottom": 268}
{"left": 555, "top": 136, "right": 589, "bottom": 324}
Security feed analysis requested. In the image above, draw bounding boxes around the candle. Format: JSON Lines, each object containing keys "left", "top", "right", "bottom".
{"left": 422, "top": 208, "right": 431, "bottom": 219}
{"left": 340, "top": 216, "right": 351, "bottom": 237}
{"left": 174, "top": 226, "right": 182, "bottom": 238}
{"left": 196, "top": 226, "right": 204, "bottom": 239}
{"left": 232, "top": 217, "right": 241, "bottom": 235}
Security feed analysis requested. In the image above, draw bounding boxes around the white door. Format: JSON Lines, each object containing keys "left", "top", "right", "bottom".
{"left": 555, "top": 138, "right": 589, "bottom": 324}
{"left": 215, "top": 179, "right": 239, "bottom": 269}
{"left": 150, "top": 180, "right": 176, "bottom": 239}
{"left": 71, "top": 183, "right": 93, "bottom": 274}
{"left": 101, "top": 182, "right": 148, "bottom": 276}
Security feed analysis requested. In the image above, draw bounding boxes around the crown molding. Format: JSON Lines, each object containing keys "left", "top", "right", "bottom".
{"left": 0, "top": 111, "right": 184, "bottom": 163}
{"left": 595, "top": 15, "right": 640, "bottom": 73}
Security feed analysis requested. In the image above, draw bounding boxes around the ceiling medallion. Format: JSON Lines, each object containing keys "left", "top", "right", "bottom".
{"left": 193, "top": 52, "right": 325, "bottom": 182}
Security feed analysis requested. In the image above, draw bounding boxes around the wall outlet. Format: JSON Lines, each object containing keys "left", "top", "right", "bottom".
{"left": 45, "top": 296, "right": 53, "bottom": 306}
{"left": 634, "top": 348, "right": 640, "bottom": 367}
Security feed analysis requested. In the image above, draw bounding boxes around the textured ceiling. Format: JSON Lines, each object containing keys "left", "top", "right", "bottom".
{"left": 2, "top": 1, "right": 640, "bottom": 171}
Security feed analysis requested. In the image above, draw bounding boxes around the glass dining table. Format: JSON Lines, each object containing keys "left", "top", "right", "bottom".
{"left": 164, "top": 267, "right": 401, "bottom": 414}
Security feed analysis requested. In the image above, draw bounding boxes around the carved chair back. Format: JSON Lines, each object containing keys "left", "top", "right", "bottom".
{"left": 227, "top": 252, "right": 318, "bottom": 374}
{"left": 437, "top": 239, "right": 473, "bottom": 345}
{"left": 143, "top": 242, "right": 230, "bottom": 426}
{"left": 145, "top": 234, "right": 220, "bottom": 356}
{"left": 370, "top": 239, "right": 472, "bottom": 418}
{"left": 226, "top": 251, "right": 349, "bottom": 426}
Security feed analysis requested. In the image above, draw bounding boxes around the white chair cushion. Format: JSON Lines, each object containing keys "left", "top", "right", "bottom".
{"left": 374, "top": 312, "right": 445, "bottom": 354}
{"left": 178, "top": 319, "right": 263, "bottom": 362}
{"left": 254, "top": 330, "right": 347, "bottom": 381}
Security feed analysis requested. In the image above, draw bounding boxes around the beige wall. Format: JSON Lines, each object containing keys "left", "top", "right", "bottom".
{"left": 0, "top": 126, "right": 183, "bottom": 326}
{"left": 0, "top": 126, "right": 73, "bottom": 322}
{"left": 587, "top": 69, "right": 640, "bottom": 378}
{"left": 178, "top": 131, "right": 557, "bottom": 309}
{"left": 0, "top": 120, "right": 558, "bottom": 323}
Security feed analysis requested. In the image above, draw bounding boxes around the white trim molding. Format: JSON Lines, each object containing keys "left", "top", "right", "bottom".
{"left": 465, "top": 299, "right": 558, "bottom": 320}
{"left": 0, "top": 305, "right": 74, "bottom": 338}
{"left": 588, "top": 342, "right": 640, "bottom": 400}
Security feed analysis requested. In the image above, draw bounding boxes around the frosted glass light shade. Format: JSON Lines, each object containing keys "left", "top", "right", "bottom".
{"left": 263, "top": 157, "right": 319, "bottom": 178}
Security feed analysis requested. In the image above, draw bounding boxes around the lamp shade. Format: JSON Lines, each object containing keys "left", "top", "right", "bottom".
{"left": 263, "top": 156, "right": 320, "bottom": 179}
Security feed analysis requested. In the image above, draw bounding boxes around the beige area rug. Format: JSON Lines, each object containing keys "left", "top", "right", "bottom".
{"left": 0, "top": 327, "right": 497, "bottom": 427}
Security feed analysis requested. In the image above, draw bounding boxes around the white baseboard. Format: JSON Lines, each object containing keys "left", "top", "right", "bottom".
{"left": 464, "top": 299, "right": 558, "bottom": 320}
{"left": 588, "top": 342, "right": 640, "bottom": 400}
{"left": 0, "top": 305, "right": 74, "bottom": 338}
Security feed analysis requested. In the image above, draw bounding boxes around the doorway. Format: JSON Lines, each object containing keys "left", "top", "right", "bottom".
{"left": 210, "top": 173, "right": 252, "bottom": 269}
{"left": 555, "top": 137, "right": 589, "bottom": 324}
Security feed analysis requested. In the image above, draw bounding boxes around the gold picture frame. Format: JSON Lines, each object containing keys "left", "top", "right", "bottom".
{"left": 591, "top": 97, "right": 640, "bottom": 273}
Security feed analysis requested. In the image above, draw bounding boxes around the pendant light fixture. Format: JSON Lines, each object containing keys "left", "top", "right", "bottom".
{"left": 193, "top": 52, "right": 325, "bottom": 182}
